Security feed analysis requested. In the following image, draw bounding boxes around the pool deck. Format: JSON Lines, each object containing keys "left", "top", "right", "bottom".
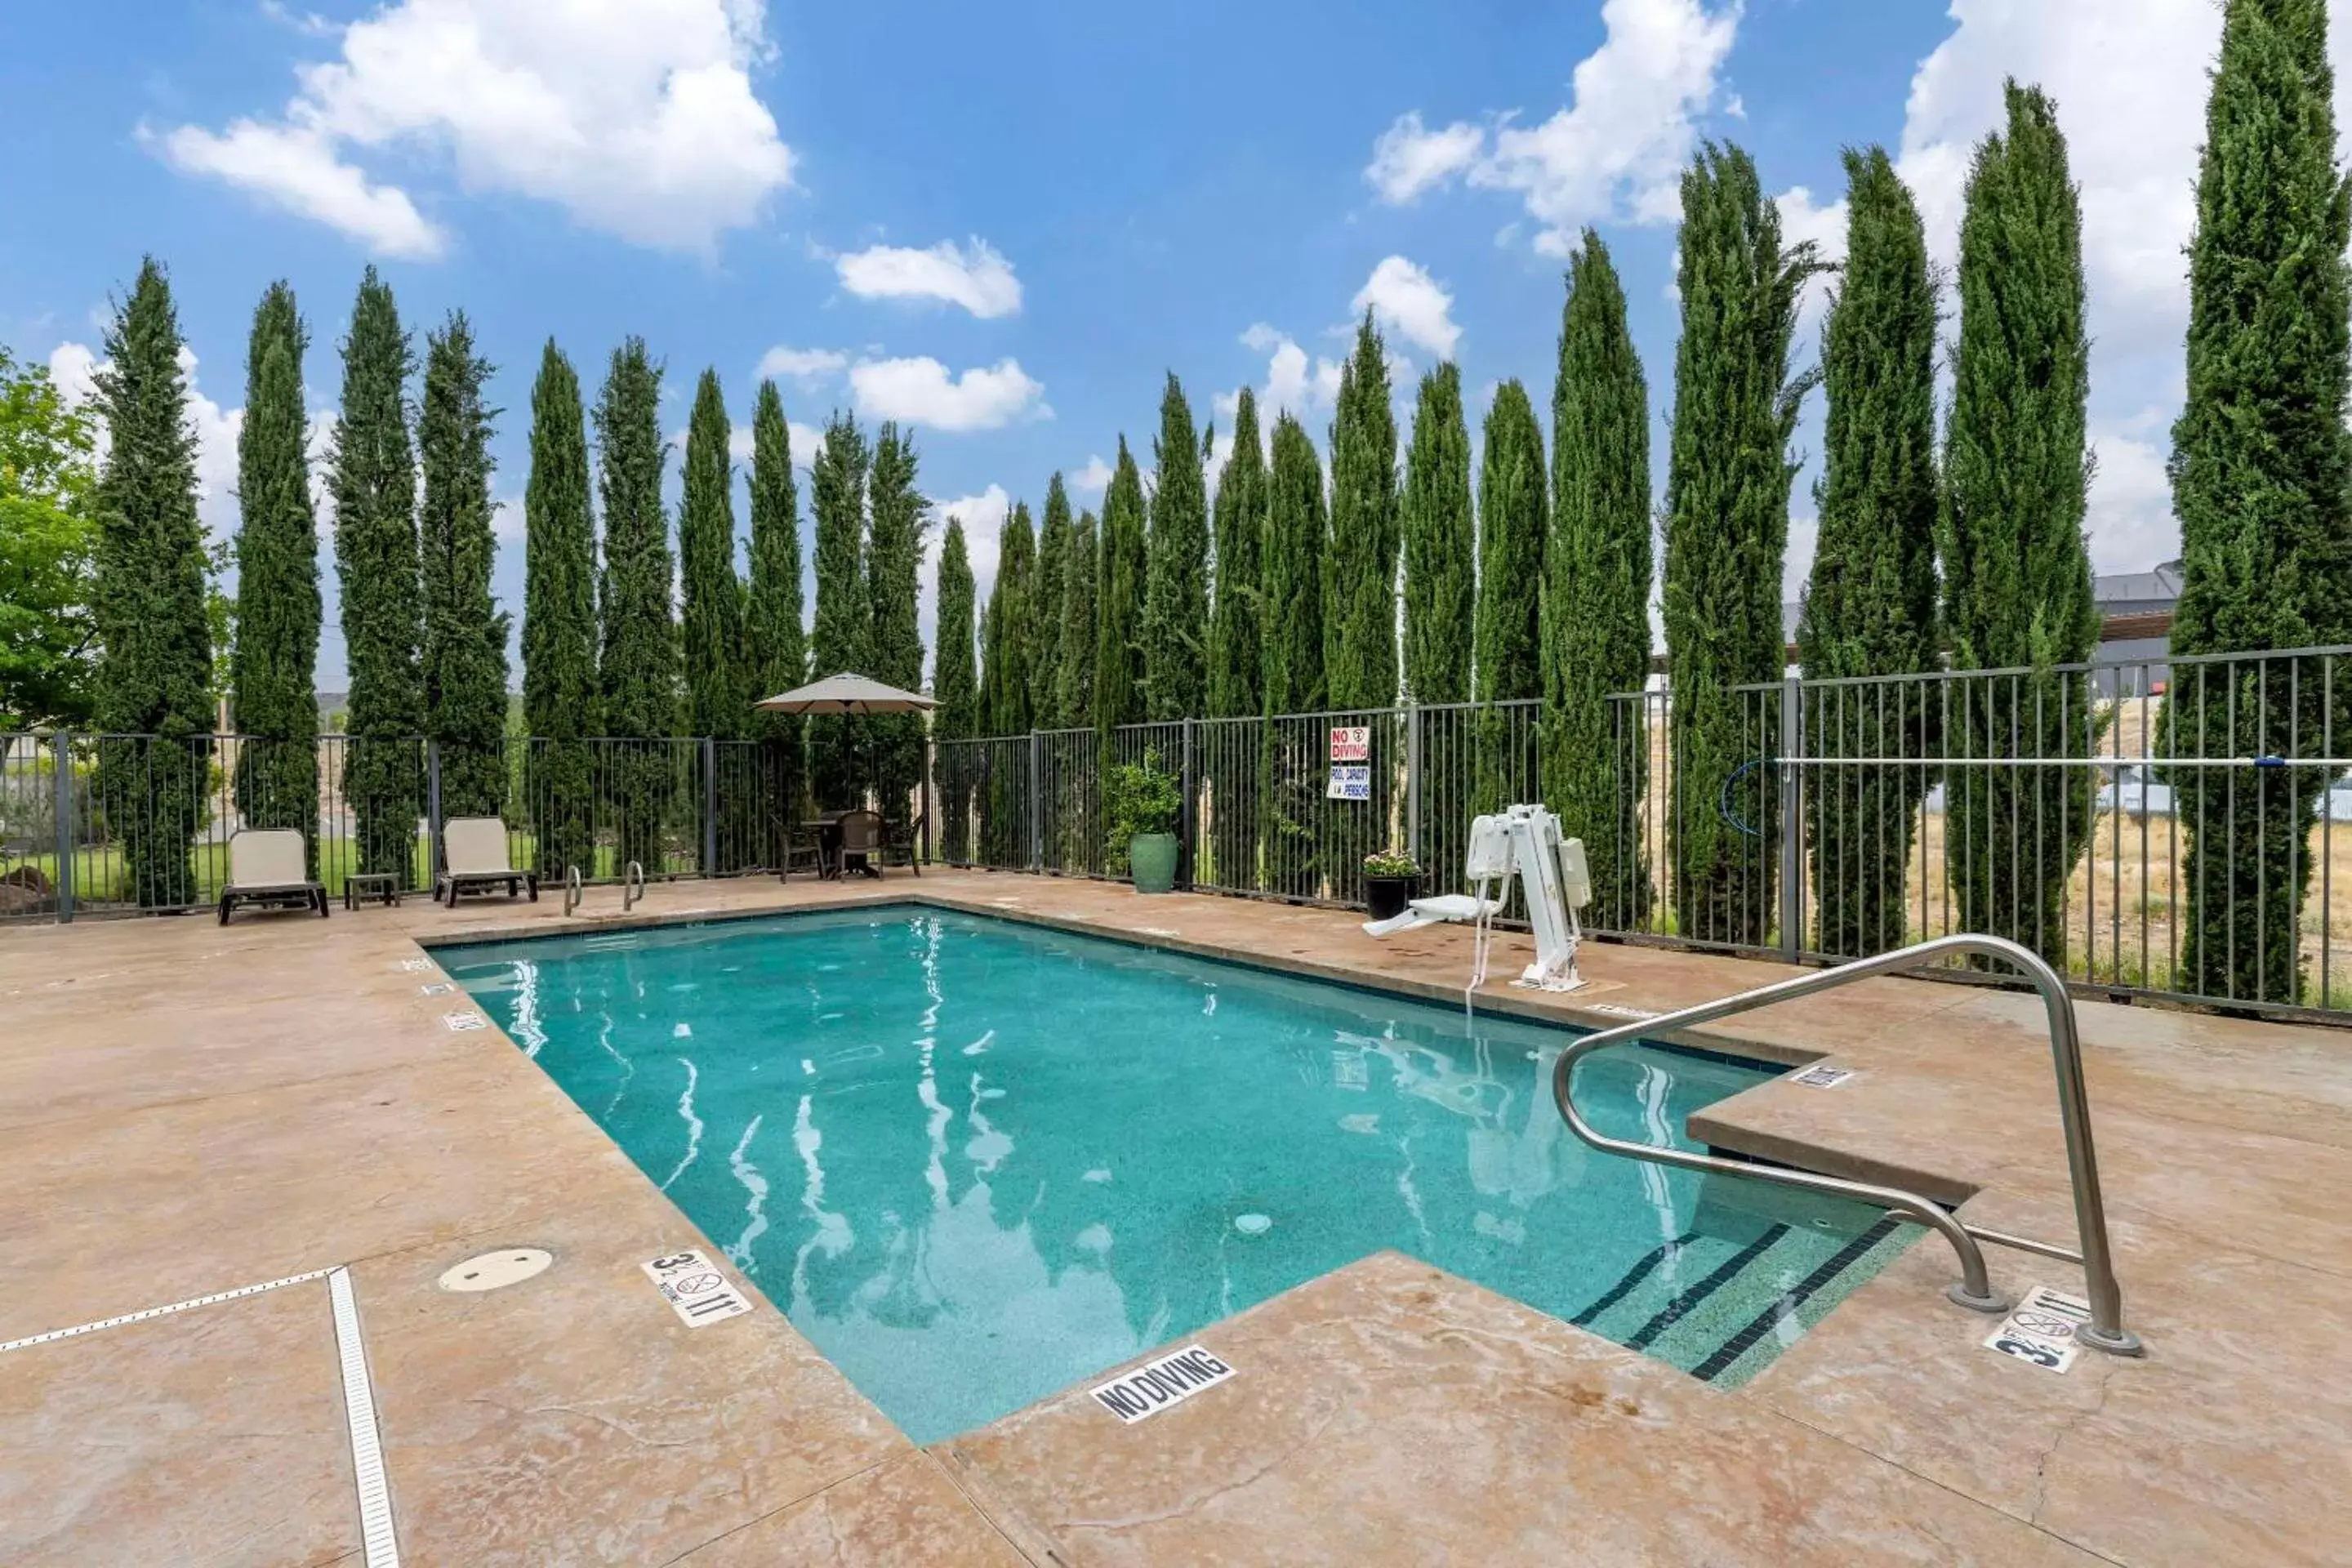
{"left": 2, "top": 869, "right": 2346, "bottom": 1565}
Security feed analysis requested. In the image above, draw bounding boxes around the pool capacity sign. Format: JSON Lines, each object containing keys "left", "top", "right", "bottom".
{"left": 1328, "top": 725, "right": 1372, "bottom": 801}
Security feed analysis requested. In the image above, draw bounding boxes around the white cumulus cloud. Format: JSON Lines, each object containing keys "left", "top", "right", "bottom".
{"left": 1352, "top": 256, "right": 1461, "bottom": 359}
{"left": 849, "top": 356, "right": 1048, "bottom": 432}
{"left": 156, "top": 0, "right": 794, "bottom": 256}
{"left": 755, "top": 345, "right": 848, "bottom": 382}
{"left": 1069, "top": 454, "right": 1114, "bottom": 497}
{"left": 1364, "top": 111, "right": 1485, "bottom": 204}
{"left": 48, "top": 341, "right": 243, "bottom": 546}
{"left": 835, "top": 238, "right": 1022, "bottom": 318}
{"left": 924, "top": 483, "right": 1010, "bottom": 656}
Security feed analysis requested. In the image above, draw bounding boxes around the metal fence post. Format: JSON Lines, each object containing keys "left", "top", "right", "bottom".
{"left": 701, "top": 736, "right": 718, "bottom": 875}
{"left": 1405, "top": 703, "right": 1422, "bottom": 869}
{"left": 921, "top": 738, "right": 933, "bottom": 866}
{"left": 51, "top": 731, "right": 74, "bottom": 924}
{"left": 1179, "top": 718, "right": 1197, "bottom": 889}
{"left": 1028, "top": 731, "right": 1043, "bottom": 871}
{"left": 425, "top": 741, "right": 444, "bottom": 882}
{"left": 1779, "top": 675, "right": 1803, "bottom": 961}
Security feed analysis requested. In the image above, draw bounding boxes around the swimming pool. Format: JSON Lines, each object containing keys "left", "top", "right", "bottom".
{"left": 439, "top": 906, "right": 1909, "bottom": 1443}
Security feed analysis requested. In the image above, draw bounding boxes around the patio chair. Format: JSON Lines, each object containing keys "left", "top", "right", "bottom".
{"left": 837, "top": 808, "right": 884, "bottom": 879}
{"left": 776, "top": 813, "right": 828, "bottom": 883}
{"left": 878, "top": 811, "right": 925, "bottom": 877}
{"left": 217, "top": 828, "right": 327, "bottom": 924}
{"left": 438, "top": 816, "right": 537, "bottom": 906}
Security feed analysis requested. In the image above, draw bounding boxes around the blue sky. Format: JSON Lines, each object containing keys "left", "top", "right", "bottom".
{"left": 2, "top": 0, "right": 2324, "bottom": 690}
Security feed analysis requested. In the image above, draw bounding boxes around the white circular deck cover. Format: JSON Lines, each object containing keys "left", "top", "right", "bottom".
{"left": 438, "top": 1248, "right": 555, "bottom": 1292}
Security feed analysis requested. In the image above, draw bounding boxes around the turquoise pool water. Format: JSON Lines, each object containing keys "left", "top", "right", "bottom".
{"left": 440, "top": 906, "right": 1909, "bottom": 1443}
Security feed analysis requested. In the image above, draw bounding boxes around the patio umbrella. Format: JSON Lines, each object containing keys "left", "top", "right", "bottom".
{"left": 754, "top": 672, "right": 935, "bottom": 828}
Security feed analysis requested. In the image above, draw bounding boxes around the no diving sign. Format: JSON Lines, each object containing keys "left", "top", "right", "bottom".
{"left": 1983, "top": 1282, "right": 2093, "bottom": 1374}
{"left": 1091, "top": 1344, "right": 1236, "bottom": 1423}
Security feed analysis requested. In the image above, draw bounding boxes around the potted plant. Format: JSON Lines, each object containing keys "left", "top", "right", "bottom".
{"left": 1106, "top": 748, "right": 1183, "bottom": 893}
{"left": 1362, "top": 849, "right": 1419, "bottom": 920}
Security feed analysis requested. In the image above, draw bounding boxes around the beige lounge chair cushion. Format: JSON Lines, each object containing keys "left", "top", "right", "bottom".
{"left": 443, "top": 817, "right": 516, "bottom": 877}
{"left": 228, "top": 829, "right": 310, "bottom": 890}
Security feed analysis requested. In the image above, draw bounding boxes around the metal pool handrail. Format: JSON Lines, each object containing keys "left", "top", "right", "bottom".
{"left": 622, "top": 861, "right": 645, "bottom": 912}
{"left": 564, "top": 865, "right": 582, "bottom": 916}
{"left": 1549, "top": 933, "right": 2144, "bottom": 1355}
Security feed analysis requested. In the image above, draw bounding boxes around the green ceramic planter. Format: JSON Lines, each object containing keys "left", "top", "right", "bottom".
{"left": 1129, "top": 832, "right": 1180, "bottom": 893}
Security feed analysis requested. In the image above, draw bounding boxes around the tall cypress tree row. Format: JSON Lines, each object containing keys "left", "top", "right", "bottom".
{"left": 1032, "top": 473, "right": 1072, "bottom": 728}
{"left": 2167, "top": 0, "right": 2352, "bottom": 1006}
{"left": 865, "top": 421, "right": 928, "bottom": 832}
{"left": 1401, "top": 363, "right": 1473, "bottom": 706}
{"left": 91, "top": 257, "right": 212, "bottom": 907}
{"left": 1473, "top": 379, "right": 1548, "bottom": 815}
{"left": 229, "top": 280, "right": 320, "bottom": 866}
{"left": 1325, "top": 312, "right": 1400, "bottom": 713}
{"left": 1544, "top": 231, "right": 1653, "bottom": 928}
{"left": 1056, "top": 510, "right": 1099, "bottom": 731}
{"left": 1663, "top": 143, "right": 1826, "bottom": 946}
{"left": 1942, "top": 84, "right": 2098, "bottom": 968}
{"left": 520, "top": 341, "right": 598, "bottom": 882}
{"left": 746, "top": 380, "right": 808, "bottom": 848}
{"left": 417, "top": 311, "right": 509, "bottom": 819}
{"left": 1095, "top": 438, "right": 1148, "bottom": 739}
{"left": 1143, "top": 373, "right": 1209, "bottom": 720}
{"left": 1207, "top": 388, "right": 1266, "bottom": 719}
{"left": 808, "top": 412, "right": 868, "bottom": 808}
{"left": 980, "top": 503, "right": 1036, "bottom": 865}
{"left": 679, "top": 369, "right": 748, "bottom": 866}
{"left": 934, "top": 517, "right": 978, "bottom": 858}
{"left": 1263, "top": 412, "right": 1330, "bottom": 898}
{"left": 593, "top": 338, "right": 675, "bottom": 871}
{"left": 330, "top": 267, "right": 424, "bottom": 883}
{"left": 1798, "top": 149, "right": 1942, "bottom": 959}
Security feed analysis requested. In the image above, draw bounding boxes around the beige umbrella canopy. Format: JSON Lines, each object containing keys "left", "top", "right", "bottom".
{"left": 753, "top": 672, "right": 935, "bottom": 715}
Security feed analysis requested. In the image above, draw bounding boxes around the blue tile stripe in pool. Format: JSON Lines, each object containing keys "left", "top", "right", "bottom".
{"left": 438, "top": 906, "right": 1913, "bottom": 1443}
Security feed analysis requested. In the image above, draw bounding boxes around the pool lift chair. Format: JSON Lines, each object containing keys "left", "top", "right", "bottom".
{"left": 1365, "top": 803, "right": 1592, "bottom": 997}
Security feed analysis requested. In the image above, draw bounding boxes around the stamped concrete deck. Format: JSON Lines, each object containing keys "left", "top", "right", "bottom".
{"left": 2, "top": 870, "right": 2347, "bottom": 1565}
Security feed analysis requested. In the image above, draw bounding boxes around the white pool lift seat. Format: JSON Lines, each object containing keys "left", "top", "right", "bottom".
{"left": 1364, "top": 804, "right": 1592, "bottom": 1003}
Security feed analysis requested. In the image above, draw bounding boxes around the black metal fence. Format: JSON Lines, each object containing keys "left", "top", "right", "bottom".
{"left": 0, "top": 732, "right": 793, "bottom": 922}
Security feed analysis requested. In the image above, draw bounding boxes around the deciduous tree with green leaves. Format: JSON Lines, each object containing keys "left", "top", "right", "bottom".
{"left": 1942, "top": 84, "right": 2099, "bottom": 969}
{"left": 2166, "top": 0, "right": 2352, "bottom": 1006}
{"left": 330, "top": 267, "right": 424, "bottom": 883}
{"left": 418, "top": 311, "right": 509, "bottom": 820}
{"left": 1544, "top": 232, "right": 1653, "bottom": 927}
{"left": 0, "top": 349, "right": 100, "bottom": 729}
{"left": 520, "top": 341, "right": 598, "bottom": 881}
{"left": 594, "top": 338, "right": 675, "bottom": 871}
{"left": 1144, "top": 374, "right": 1209, "bottom": 720}
{"left": 1798, "top": 149, "right": 1942, "bottom": 959}
{"left": 1663, "top": 144, "right": 1826, "bottom": 947}
{"left": 229, "top": 283, "right": 320, "bottom": 859}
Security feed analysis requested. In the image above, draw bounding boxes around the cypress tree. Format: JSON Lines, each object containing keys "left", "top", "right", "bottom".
{"left": 520, "top": 341, "right": 598, "bottom": 883}
{"left": 1095, "top": 438, "right": 1148, "bottom": 738}
{"left": 1263, "top": 412, "right": 1329, "bottom": 898}
{"left": 934, "top": 517, "right": 979, "bottom": 857}
{"left": 330, "top": 266, "right": 424, "bottom": 882}
{"left": 865, "top": 421, "right": 928, "bottom": 832}
{"left": 1208, "top": 388, "right": 1267, "bottom": 719}
{"left": 1663, "top": 143, "right": 1827, "bottom": 946}
{"left": 1057, "top": 510, "right": 1099, "bottom": 730}
{"left": 678, "top": 369, "right": 743, "bottom": 742}
{"left": 808, "top": 412, "right": 868, "bottom": 807}
{"left": 418, "top": 311, "right": 509, "bottom": 819}
{"left": 2167, "top": 0, "right": 2352, "bottom": 1006}
{"left": 1472, "top": 379, "right": 1548, "bottom": 817}
{"left": 1143, "top": 373, "right": 1209, "bottom": 720}
{"left": 1033, "top": 473, "right": 1072, "bottom": 728}
{"left": 679, "top": 368, "right": 749, "bottom": 867}
{"left": 1401, "top": 363, "right": 1472, "bottom": 706}
{"left": 594, "top": 337, "right": 675, "bottom": 871}
{"left": 1798, "top": 149, "right": 1943, "bottom": 959}
{"left": 229, "top": 280, "right": 320, "bottom": 866}
{"left": 1942, "top": 84, "right": 2098, "bottom": 969}
{"left": 1544, "top": 231, "right": 1653, "bottom": 928}
{"left": 91, "top": 257, "right": 212, "bottom": 907}
{"left": 980, "top": 503, "right": 1036, "bottom": 864}
{"left": 1325, "top": 312, "right": 1400, "bottom": 712}
{"left": 746, "top": 379, "right": 808, "bottom": 849}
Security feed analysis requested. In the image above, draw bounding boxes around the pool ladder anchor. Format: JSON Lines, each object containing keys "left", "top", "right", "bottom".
{"left": 563, "top": 865, "right": 583, "bottom": 916}
{"left": 622, "top": 860, "right": 645, "bottom": 912}
{"left": 1551, "top": 933, "right": 2144, "bottom": 1357}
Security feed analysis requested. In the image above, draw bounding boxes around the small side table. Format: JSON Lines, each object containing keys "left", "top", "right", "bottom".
{"left": 345, "top": 871, "right": 402, "bottom": 911}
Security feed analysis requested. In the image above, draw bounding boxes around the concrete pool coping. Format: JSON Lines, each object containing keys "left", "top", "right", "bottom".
{"left": 2, "top": 870, "right": 2347, "bottom": 1563}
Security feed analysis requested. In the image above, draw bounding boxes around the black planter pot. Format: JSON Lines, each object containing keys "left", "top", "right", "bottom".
{"left": 1365, "top": 873, "right": 1416, "bottom": 921}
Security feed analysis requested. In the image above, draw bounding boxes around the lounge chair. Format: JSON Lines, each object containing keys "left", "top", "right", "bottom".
{"left": 438, "top": 817, "right": 537, "bottom": 906}
{"left": 837, "top": 808, "right": 884, "bottom": 879}
{"left": 217, "top": 828, "right": 327, "bottom": 924}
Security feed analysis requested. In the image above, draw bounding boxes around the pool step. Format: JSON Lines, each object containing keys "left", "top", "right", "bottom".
{"left": 1568, "top": 1217, "right": 1910, "bottom": 1388}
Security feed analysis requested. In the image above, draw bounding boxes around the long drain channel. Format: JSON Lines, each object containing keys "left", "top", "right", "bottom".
{"left": 1, "top": 1265, "right": 402, "bottom": 1566}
